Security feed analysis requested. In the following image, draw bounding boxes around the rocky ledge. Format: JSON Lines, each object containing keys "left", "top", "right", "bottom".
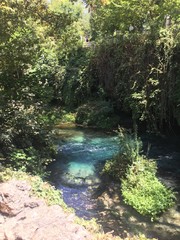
{"left": 0, "top": 180, "right": 91, "bottom": 240}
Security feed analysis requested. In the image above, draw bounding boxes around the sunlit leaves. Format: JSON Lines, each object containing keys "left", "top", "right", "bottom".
{"left": 90, "top": 0, "right": 180, "bottom": 38}
{"left": 0, "top": 0, "right": 87, "bottom": 173}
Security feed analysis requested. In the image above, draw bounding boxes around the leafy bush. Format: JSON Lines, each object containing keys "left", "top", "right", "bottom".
{"left": 121, "top": 158, "right": 175, "bottom": 220}
{"left": 76, "top": 100, "right": 120, "bottom": 129}
{"left": 103, "top": 154, "right": 129, "bottom": 180}
{"left": 103, "top": 128, "right": 175, "bottom": 219}
{"left": 10, "top": 147, "right": 53, "bottom": 176}
{"left": 103, "top": 128, "right": 143, "bottom": 179}
{"left": 0, "top": 104, "right": 57, "bottom": 177}
{"left": 117, "top": 128, "right": 142, "bottom": 162}
{"left": 60, "top": 110, "right": 76, "bottom": 123}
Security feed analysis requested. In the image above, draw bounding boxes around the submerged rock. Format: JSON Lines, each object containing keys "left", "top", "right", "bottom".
{"left": 0, "top": 180, "right": 91, "bottom": 240}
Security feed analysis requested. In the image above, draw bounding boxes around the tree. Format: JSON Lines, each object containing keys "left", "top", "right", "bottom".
{"left": 0, "top": 0, "right": 87, "bottom": 174}
{"left": 86, "top": 0, "right": 180, "bottom": 131}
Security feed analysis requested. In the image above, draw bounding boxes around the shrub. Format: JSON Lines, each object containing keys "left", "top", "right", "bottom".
{"left": 117, "top": 128, "right": 142, "bottom": 162}
{"left": 103, "top": 128, "right": 143, "bottom": 179}
{"left": 76, "top": 100, "right": 120, "bottom": 129}
{"left": 121, "top": 158, "right": 175, "bottom": 220}
{"left": 0, "top": 104, "right": 57, "bottom": 178}
{"left": 60, "top": 110, "right": 76, "bottom": 123}
{"left": 103, "top": 154, "right": 130, "bottom": 180}
{"left": 9, "top": 147, "right": 53, "bottom": 177}
{"left": 103, "top": 128, "right": 175, "bottom": 219}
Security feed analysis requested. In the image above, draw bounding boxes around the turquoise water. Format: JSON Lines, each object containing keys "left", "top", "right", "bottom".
{"left": 49, "top": 128, "right": 120, "bottom": 218}
{"left": 49, "top": 127, "right": 180, "bottom": 240}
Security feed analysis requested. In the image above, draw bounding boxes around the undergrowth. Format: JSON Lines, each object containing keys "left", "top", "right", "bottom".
{"left": 103, "top": 128, "right": 175, "bottom": 220}
{"left": 0, "top": 168, "right": 72, "bottom": 212}
{"left": 0, "top": 167, "right": 157, "bottom": 239}
{"left": 76, "top": 100, "right": 120, "bottom": 129}
{"left": 59, "top": 110, "right": 76, "bottom": 123}
{"left": 121, "top": 158, "right": 175, "bottom": 220}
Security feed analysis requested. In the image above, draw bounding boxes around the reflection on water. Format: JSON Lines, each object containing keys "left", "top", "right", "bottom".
{"left": 49, "top": 127, "right": 119, "bottom": 218}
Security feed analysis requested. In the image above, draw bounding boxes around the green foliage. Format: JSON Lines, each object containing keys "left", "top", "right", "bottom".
{"left": 0, "top": 168, "right": 71, "bottom": 210}
{"left": 0, "top": 0, "right": 87, "bottom": 175}
{"left": 10, "top": 147, "right": 53, "bottom": 176}
{"left": 103, "top": 128, "right": 142, "bottom": 178}
{"left": 0, "top": 103, "right": 57, "bottom": 177}
{"left": 117, "top": 128, "right": 142, "bottom": 162}
{"left": 90, "top": 0, "right": 180, "bottom": 39}
{"left": 76, "top": 100, "right": 120, "bottom": 129}
{"left": 172, "top": 42, "right": 180, "bottom": 126}
{"left": 86, "top": 0, "right": 180, "bottom": 131}
{"left": 58, "top": 48, "right": 92, "bottom": 107}
{"left": 122, "top": 159, "right": 175, "bottom": 220}
{"left": 103, "top": 128, "right": 175, "bottom": 219}
{"left": 88, "top": 30, "right": 180, "bottom": 130}
{"left": 60, "top": 110, "right": 76, "bottom": 123}
{"left": 30, "top": 175, "right": 70, "bottom": 210}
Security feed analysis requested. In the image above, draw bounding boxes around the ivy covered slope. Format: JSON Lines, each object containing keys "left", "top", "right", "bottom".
{"left": 85, "top": 0, "right": 180, "bottom": 132}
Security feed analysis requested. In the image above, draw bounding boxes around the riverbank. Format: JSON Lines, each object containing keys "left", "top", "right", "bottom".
{"left": 93, "top": 177, "right": 180, "bottom": 240}
{"left": 51, "top": 124, "right": 180, "bottom": 239}
{"left": 0, "top": 170, "right": 157, "bottom": 240}
{"left": 0, "top": 179, "right": 91, "bottom": 240}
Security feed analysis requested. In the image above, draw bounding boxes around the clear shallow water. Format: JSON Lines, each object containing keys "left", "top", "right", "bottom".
{"left": 49, "top": 127, "right": 120, "bottom": 218}
{"left": 49, "top": 127, "right": 180, "bottom": 240}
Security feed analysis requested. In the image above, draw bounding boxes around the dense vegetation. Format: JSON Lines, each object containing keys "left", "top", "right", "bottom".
{"left": 0, "top": 0, "right": 179, "bottom": 228}
{"left": 103, "top": 128, "right": 175, "bottom": 220}
{"left": 86, "top": 0, "right": 180, "bottom": 132}
{"left": 0, "top": 0, "right": 88, "bottom": 175}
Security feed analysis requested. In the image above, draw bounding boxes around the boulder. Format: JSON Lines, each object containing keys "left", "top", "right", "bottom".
{"left": 0, "top": 180, "right": 91, "bottom": 240}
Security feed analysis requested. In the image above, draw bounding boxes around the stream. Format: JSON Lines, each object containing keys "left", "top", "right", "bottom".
{"left": 49, "top": 125, "right": 180, "bottom": 240}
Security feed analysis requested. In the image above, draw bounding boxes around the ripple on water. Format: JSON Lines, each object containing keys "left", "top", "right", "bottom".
{"left": 50, "top": 127, "right": 180, "bottom": 240}
{"left": 50, "top": 128, "right": 119, "bottom": 217}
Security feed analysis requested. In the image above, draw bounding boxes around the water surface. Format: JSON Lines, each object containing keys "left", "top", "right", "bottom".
{"left": 49, "top": 127, "right": 119, "bottom": 218}
{"left": 49, "top": 126, "right": 180, "bottom": 240}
